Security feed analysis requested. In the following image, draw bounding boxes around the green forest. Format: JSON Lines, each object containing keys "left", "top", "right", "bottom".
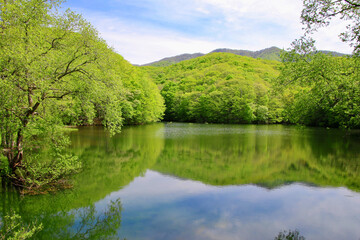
{"left": 145, "top": 53, "right": 283, "bottom": 124}
{"left": 1, "top": 0, "right": 360, "bottom": 193}
{"left": 144, "top": 51, "right": 360, "bottom": 128}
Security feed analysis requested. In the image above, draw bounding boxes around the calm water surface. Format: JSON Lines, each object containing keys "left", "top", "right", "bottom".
{"left": 1, "top": 123, "right": 360, "bottom": 239}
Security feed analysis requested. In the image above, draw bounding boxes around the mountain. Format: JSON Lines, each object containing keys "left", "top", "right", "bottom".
{"left": 141, "top": 47, "right": 348, "bottom": 67}
{"left": 142, "top": 53, "right": 205, "bottom": 67}
{"left": 211, "top": 46, "right": 282, "bottom": 61}
{"left": 317, "top": 50, "right": 347, "bottom": 57}
{"left": 142, "top": 47, "right": 282, "bottom": 66}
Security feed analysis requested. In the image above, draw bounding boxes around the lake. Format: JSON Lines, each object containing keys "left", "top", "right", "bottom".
{"left": 1, "top": 123, "right": 360, "bottom": 239}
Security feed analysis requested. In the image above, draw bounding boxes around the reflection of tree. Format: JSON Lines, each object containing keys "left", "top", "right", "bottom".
{"left": 1, "top": 124, "right": 163, "bottom": 239}
{"left": 274, "top": 229, "right": 305, "bottom": 240}
{"left": 0, "top": 211, "right": 42, "bottom": 240}
{"left": 65, "top": 124, "right": 164, "bottom": 208}
{"left": 153, "top": 124, "right": 360, "bottom": 191}
{"left": 48, "top": 199, "right": 122, "bottom": 240}
{"left": 7, "top": 199, "right": 123, "bottom": 240}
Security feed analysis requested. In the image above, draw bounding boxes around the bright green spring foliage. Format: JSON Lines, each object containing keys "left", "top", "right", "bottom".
{"left": 276, "top": 0, "right": 360, "bottom": 129}
{"left": 54, "top": 49, "right": 165, "bottom": 129}
{"left": 0, "top": 0, "right": 164, "bottom": 189}
{"left": 146, "top": 49, "right": 360, "bottom": 129}
{"left": 278, "top": 50, "right": 360, "bottom": 128}
{"left": 146, "top": 53, "right": 283, "bottom": 124}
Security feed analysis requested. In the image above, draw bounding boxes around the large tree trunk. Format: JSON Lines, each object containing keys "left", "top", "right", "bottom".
{"left": 9, "top": 126, "right": 25, "bottom": 173}
{"left": 1, "top": 125, "right": 25, "bottom": 175}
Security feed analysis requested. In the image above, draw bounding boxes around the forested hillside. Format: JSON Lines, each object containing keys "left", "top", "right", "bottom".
{"left": 210, "top": 46, "right": 282, "bottom": 61}
{"left": 144, "top": 51, "right": 359, "bottom": 129}
{"left": 142, "top": 53, "right": 205, "bottom": 67}
{"left": 145, "top": 53, "right": 283, "bottom": 124}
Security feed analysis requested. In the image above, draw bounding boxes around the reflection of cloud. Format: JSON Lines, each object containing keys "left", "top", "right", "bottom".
{"left": 98, "top": 170, "right": 360, "bottom": 240}
{"left": 103, "top": 170, "right": 213, "bottom": 207}
{"left": 65, "top": 0, "right": 353, "bottom": 64}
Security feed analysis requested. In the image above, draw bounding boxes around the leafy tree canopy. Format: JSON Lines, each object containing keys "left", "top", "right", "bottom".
{"left": 0, "top": 0, "right": 164, "bottom": 189}
{"left": 301, "top": 0, "right": 360, "bottom": 54}
{"left": 145, "top": 53, "right": 283, "bottom": 124}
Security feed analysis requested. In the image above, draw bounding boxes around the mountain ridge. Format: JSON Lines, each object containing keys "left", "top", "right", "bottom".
{"left": 141, "top": 46, "right": 347, "bottom": 67}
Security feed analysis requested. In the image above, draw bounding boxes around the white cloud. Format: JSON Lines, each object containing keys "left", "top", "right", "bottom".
{"left": 71, "top": 0, "right": 353, "bottom": 64}
{"left": 88, "top": 15, "right": 228, "bottom": 64}
{"left": 310, "top": 17, "right": 353, "bottom": 53}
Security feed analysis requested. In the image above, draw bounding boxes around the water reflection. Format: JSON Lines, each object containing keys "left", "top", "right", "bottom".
{"left": 113, "top": 170, "right": 360, "bottom": 240}
{"left": 0, "top": 189, "right": 122, "bottom": 240}
{"left": 1, "top": 123, "right": 360, "bottom": 239}
{"left": 1, "top": 124, "right": 164, "bottom": 239}
{"left": 68, "top": 123, "right": 164, "bottom": 208}
{"left": 154, "top": 123, "right": 360, "bottom": 191}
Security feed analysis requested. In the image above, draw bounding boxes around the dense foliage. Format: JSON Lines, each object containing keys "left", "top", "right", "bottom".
{"left": 146, "top": 53, "right": 283, "bottom": 124}
{"left": 278, "top": 51, "right": 360, "bottom": 128}
{"left": 145, "top": 48, "right": 359, "bottom": 129}
{"left": 278, "top": 0, "right": 360, "bottom": 128}
{"left": 0, "top": 0, "right": 164, "bottom": 189}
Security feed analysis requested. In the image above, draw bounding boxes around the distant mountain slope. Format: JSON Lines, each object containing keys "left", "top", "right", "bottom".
{"left": 211, "top": 46, "right": 282, "bottom": 61}
{"left": 141, "top": 47, "right": 348, "bottom": 67}
{"left": 142, "top": 53, "right": 204, "bottom": 67}
{"left": 142, "top": 47, "right": 282, "bottom": 66}
{"left": 318, "top": 50, "right": 347, "bottom": 57}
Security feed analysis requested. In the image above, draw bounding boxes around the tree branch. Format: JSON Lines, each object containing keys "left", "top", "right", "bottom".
{"left": 45, "top": 91, "right": 75, "bottom": 99}
{"left": 343, "top": 0, "right": 360, "bottom": 8}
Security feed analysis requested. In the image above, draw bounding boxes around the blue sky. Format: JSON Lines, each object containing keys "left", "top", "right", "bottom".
{"left": 63, "top": 0, "right": 352, "bottom": 64}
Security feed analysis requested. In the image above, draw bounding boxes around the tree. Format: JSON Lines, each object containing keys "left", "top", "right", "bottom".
{"left": 279, "top": 51, "right": 360, "bottom": 128}
{"left": 0, "top": 0, "right": 121, "bottom": 187}
{"left": 276, "top": 0, "right": 360, "bottom": 128}
{"left": 301, "top": 0, "right": 360, "bottom": 54}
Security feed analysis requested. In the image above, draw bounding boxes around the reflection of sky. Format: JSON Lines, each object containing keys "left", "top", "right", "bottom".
{"left": 95, "top": 170, "right": 360, "bottom": 240}
{"left": 159, "top": 123, "right": 294, "bottom": 139}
